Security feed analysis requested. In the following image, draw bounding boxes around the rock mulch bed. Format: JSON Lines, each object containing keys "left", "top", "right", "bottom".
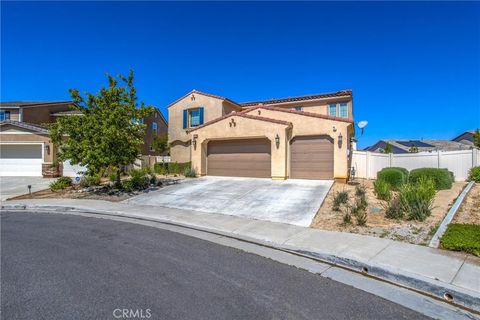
{"left": 311, "top": 179, "right": 466, "bottom": 245}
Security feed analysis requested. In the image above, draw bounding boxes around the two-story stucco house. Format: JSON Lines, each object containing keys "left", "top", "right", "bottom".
{"left": 0, "top": 101, "right": 167, "bottom": 177}
{"left": 167, "top": 90, "right": 355, "bottom": 181}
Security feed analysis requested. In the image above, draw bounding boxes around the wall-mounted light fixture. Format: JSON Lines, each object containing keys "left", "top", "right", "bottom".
{"left": 338, "top": 133, "right": 343, "bottom": 148}
{"left": 44, "top": 144, "right": 50, "bottom": 155}
{"left": 192, "top": 134, "right": 198, "bottom": 150}
{"left": 275, "top": 134, "right": 280, "bottom": 149}
{"left": 333, "top": 126, "right": 337, "bottom": 132}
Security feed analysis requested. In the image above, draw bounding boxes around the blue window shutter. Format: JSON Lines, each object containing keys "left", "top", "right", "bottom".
{"left": 199, "top": 107, "right": 204, "bottom": 125}
{"left": 183, "top": 110, "right": 188, "bottom": 129}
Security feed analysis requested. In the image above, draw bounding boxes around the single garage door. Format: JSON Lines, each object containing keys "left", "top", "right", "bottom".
{"left": 0, "top": 144, "right": 43, "bottom": 176}
{"left": 207, "top": 138, "right": 271, "bottom": 178}
{"left": 290, "top": 135, "right": 334, "bottom": 180}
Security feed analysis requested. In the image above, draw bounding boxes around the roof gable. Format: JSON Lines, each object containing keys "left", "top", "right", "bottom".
{"left": 240, "top": 90, "right": 352, "bottom": 107}
{"left": 166, "top": 90, "right": 242, "bottom": 109}
{"left": 243, "top": 105, "right": 354, "bottom": 124}
{"left": 186, "top": 112, "right": 291, "bottom": 133}
{"left": 0, "top": 120, "right": 49, "bottom": 134}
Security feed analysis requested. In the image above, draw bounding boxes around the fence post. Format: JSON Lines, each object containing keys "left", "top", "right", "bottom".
{"left": 389, "top": 153, "right": 393, "bottom": 167}
{"left": 473, "top": 149, "right": 479, "bottom": 167}
{"left": 437, "top": 150, "right": 441, "bottom": 168}
{"left": 366, "top": 151, "right": 371, "bottom": 179}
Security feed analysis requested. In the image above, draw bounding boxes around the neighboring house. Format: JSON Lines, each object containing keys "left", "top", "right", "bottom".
{"left": 452, "top": 130, "right": 476, "bottom": 146}
{"left": 168, "top": 89, "right": 354, "bottom": 181}
{"left": 364, "top": 139, "right": 472, "bottom": 154}
{"left": 0, "top": 101, "right": 167, "bottom": 177}
{"left": 141, "top": 107, "right": 168, "bottom": 156}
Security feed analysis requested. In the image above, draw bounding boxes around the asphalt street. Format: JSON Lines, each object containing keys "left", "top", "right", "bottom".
{"left": 1, "top": 212, "right": 431, "bottom": 320}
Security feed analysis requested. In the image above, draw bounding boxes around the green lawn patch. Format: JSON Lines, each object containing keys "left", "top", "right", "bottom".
{"left": 440, "top": 224, "right": 480, "bottom": 257}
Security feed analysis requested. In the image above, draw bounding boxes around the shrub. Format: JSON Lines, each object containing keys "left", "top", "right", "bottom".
{"left": 342, "top": 211, "right": 352, "bottom": 225}
{"left": 80, "top": 174, "right": 101, "bottom": 188}
{"left": 377, "top": 167, "right": 407, "bottom": 190}
{"left": 384, "top": 197, "right": 404, "bottom": 219}
{"left": 409, "top": 168, "right": 453, "bottom": 190}
{"left": 50, "top": 176, "right": 72, "bottom": 191}
{"left": 374, "top": 179, "right": 392, "bottom": 201}
{"left": 399, "top": 177, "right": 436, "bottom": 221}
{"left": 126, "top": 169, "right": 150, "bottom": 190}
{"left": 184, "top": 166, "right": 197, "bottom": 178}
{"left": 168, "top": 162, "right": 181, "bottom": 175}
{"left": 468, "top": 166, "right": 480, "bottom": 182}
{"left": 354, "top": 186, "right": 368, "bottom": 211}
{"left": 332, "top": 191, "right": 349, "bottom": 212}
{"left": 154, "top": 163, "right": 168, "bottom": 175}
{"left": 440, "top": 224, "right": 480, "bottom": 257}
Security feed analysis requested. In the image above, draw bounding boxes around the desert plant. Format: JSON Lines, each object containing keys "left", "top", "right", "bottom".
{"left": 409, "top": 168, "right": 453, "bottom": 190}
{"left": 377, "top": 167, "right": 408, "bottom": 190}
{"left": 80, "top": 174, "right": 101, "bottom": 188}
{"left": 355, "top": 186, "right": 368, "bottom": 211}
{"left": 374, "top": 179, "right": 392, "bottom": 201}
{"left": 399, "top": 177, "right": 436, "bottom": 221}
{"left": 342, "top": 209, "right": 352, "bottom": 225}
{"left": 355, "top": 184, "right": 366, "bottom": 198}
{"left": 332, "top": 191, "right": 349, "bottom": 212}
{"left": 384, "top": 197, "right": 404, "bottom": 219}
{"left": 50, "top": 176, "right": 72, "bottom": 191}
{"left": 468, "top": 166, "right": 480, "bottom": 182}
{"left": 355, "top": 209, "right": 368, "bottom": 226}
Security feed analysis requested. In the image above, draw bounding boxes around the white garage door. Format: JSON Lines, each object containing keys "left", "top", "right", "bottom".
{"left": 0, "top": 144, "right": 43, "bottom": 176}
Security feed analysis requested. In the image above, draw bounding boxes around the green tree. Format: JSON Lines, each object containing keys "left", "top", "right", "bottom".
{"left": 474, "top": 129, "right": 480, "bottom": 148}
{"left": 152, "top": 133, "right": 169, "bottom": 155}
{"left": 49, "top": 70, "right": 153, "bottom": 185}
{"left": 382, "top": 143, "right": 393, "bottom": 154}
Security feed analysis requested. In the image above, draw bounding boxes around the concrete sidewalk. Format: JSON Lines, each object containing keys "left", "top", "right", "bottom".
{"left": 2, "top": 198, "right": 479, "bottom": 312}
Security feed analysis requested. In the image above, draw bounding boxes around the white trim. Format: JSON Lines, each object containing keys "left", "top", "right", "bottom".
{"left": 0, "top": 131, "right": 34, "bottom": 135}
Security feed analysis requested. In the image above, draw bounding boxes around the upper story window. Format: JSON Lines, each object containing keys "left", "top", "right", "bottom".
{"left": 0, "top": 110, "right": 11, "bottom": 121}
{"left": 339, "top": 103, "right": 348, "bottom": 118}
{"left": 294, "top": 106, "right": 303, "bottom": 111}
{"left": 152, "top": 122, "right": 158, "bottom": 133}
{"left": 132, "top": 117, "right": 144, "bottom": 124}
{"left": 328, "top": 104, "right": 337, "bottom": 117}
{"left": 183, "top": 107, "right": 204, "bottom": 129}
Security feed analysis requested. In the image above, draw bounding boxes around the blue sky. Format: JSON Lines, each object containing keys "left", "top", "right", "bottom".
{"left": 1, "top": 2, "right": 479, "bottom": 148}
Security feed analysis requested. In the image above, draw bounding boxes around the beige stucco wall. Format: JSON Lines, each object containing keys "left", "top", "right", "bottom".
{"left": 244, "top": 108, "right": 354, "bottom": 180}
{"left": 190, "top": 115, "right": 291, "bottom": 179}
{"left": 0, "top": 127, "right": 55, "bottom": 163}
{"left": 168, "top": 93, "right": 241, "bottom": 163}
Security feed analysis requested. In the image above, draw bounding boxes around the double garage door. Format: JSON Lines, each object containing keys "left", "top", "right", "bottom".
{"left": 206, "top": 136, "right": 334, "bottom": 180}
{"left": 0, "top": 144, "right": 43, "bottom": 176}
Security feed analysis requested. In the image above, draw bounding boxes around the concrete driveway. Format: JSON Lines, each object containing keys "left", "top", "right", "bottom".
{"left": 126, "top": 176, "right": 333, "bottom": 226}
{"left": 0, "top": 177, "right": 55, "bottom": 201}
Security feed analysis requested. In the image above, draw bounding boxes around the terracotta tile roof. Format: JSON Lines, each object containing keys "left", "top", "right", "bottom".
{"left": 240, "top": 90, "right": 352, "bottom": 107}
{"left": 0, "top": 120, "right": 49, "bottom": 134}
{"left": 243, "top": 105, "right": 354, "bottom": 124}
{"left": 166, "top": 90, "right": 243, "bottom": 109}
{"left": 186, "top": 112, "right": 292, "bottom": 133}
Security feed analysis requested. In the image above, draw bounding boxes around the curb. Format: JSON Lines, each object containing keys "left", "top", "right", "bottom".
{"left": 2, "top": 203, "right": 479, "bottom": 314}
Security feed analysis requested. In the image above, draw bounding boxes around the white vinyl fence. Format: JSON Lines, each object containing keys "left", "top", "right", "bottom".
{"left": 351, "top": 149, "right": 480, "bottom": 181}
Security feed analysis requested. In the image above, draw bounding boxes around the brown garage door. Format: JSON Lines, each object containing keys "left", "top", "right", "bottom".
{"left": 207, "top": 138, "right": 271, "bottom": 178}
{"left": 290, "top": 135, "right": 334, "bottom": 180}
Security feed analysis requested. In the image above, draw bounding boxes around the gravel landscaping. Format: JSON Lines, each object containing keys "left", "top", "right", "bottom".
{"left": 311, "top": 179, "right": 467, "bottom": 245}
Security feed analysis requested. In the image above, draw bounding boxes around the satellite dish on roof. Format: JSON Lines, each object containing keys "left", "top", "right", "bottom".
{"left": 357, "top": 120, "right": 368, "bottom": 135}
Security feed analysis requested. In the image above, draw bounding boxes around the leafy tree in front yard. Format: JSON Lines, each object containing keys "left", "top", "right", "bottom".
{"left": 152, "top": 133, "right": 169, "bottom": 154}
{"left": 49, "top": 70, "right": 153, "bottom": 185}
